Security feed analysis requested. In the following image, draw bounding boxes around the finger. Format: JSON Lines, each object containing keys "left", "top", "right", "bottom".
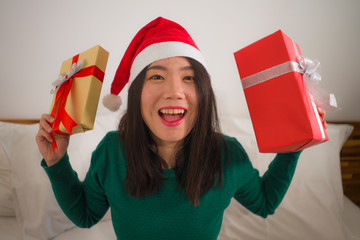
{"left": 39, "top": 119, "right": 52, "bottom": 133}
{"left": 323, "top": 121, "right": 328, "bottom": 130}
{"left": 39, "top": 116, "right": 54, "bottom": 133}
{"left": 38, "top": 129, "right": 53, "bottom": 143}
{"left": 41, "top": 114, "right": 54, "bottom": 122}
{"left": 317, "top": 107, "right": 326, "bottom": 119}
{"left": 37, "top": 128, "right": 54, "bottom": 143}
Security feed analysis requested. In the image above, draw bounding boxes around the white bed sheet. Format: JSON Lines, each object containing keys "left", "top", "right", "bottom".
{"left": 343, "top": 196, "right": 360, "bottom": 240}
{"left": 0, "top": 216, "right": 23, "bottom": 240}
{"left": 52, "top": 220, "right": 116, "bottom": 240}
{"left": 0, "top": 195, "right": 359, "bottom": 240}
{"left": 0, "top": 216, "right": 116, "bottom": 240}
{"left": 0, "top": 118, "right": 359, "bottom": 239}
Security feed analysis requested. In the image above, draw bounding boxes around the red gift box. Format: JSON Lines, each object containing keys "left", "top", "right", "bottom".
{"left": 234, "top": 30, "right": 328, "bottom": 153}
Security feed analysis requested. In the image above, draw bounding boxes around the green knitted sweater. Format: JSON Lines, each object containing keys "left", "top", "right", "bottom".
{"left": 42, "top": 131, "right": 300, "bottom": 240}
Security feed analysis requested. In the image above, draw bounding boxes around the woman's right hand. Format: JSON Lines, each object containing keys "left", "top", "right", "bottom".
{"left": 36, "top": 114, "right": 70, "bottom": 166}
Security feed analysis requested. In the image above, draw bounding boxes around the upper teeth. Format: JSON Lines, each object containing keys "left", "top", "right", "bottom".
{"left": 160, "top": 109, "right": 185, "bottom": 114}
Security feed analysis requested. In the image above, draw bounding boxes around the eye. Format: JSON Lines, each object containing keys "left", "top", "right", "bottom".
{"left": 183, "top": 76, "right": 195, "bottom": 81}
{"left": 149, "top": 75, "right": 164, "bottom": 80}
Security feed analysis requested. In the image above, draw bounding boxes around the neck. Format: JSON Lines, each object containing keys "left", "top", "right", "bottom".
{"left": 157, "top": 142, "right": 178, "bottom": 169}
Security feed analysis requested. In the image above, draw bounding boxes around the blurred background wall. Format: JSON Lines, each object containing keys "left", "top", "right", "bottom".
{"left": 1, "top": 0, "right": 359, "bottom": 121}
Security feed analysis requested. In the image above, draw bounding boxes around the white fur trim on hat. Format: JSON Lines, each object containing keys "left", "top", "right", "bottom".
{"left": 129, "top": 41, "right": 207, "bottom": 85}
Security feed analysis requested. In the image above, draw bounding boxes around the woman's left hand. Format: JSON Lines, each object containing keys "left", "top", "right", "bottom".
{"left": 317, "top": 107, "right": 328, "bottom": 129}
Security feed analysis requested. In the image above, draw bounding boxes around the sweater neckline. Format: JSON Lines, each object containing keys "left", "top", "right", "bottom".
{"left": 162, "top": 168, "right": 176, "bottom": 178}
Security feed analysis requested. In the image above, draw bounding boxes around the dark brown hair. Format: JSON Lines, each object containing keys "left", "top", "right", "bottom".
{"left": 118, "top": 57, "right": 225, "bottom": 205}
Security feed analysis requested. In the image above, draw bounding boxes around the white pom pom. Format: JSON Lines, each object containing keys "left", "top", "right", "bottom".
{"left": 103, "top": 93, "right": 122, "bottom": 112}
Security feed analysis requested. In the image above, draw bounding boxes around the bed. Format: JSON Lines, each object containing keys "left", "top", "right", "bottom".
{"left": 0, "top": 112, "right": 359, "bottom": 240}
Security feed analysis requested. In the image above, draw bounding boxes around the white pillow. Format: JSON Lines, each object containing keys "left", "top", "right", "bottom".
{"left": 218, "top": 119, "right": 354, "bottom": 240}
{"left": 1, "top": 122, "right": 74, "bottom": 240}
{"left": 1, "top": 112, "right": 119, "bottom": 240}
{"left": 0, "top": 142, "right": 16, "bottom": 216}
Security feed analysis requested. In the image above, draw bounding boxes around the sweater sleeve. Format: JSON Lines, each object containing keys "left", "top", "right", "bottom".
{"left": 41, "top": 150, "right": 109, "bottom": 228}
{"left": 230, "top": 139, "right": 301, "bottom": 218}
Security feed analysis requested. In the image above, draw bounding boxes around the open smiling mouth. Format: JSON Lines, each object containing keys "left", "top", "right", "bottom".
{"left": 158, "top": 108, "right": 187, "bottom": 123}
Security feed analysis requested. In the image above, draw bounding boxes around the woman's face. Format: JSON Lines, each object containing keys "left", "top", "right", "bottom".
{"left": 141, "top": 57, "right": 198, "bottom": 146}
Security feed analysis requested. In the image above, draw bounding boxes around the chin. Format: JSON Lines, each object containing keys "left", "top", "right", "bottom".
{"left": 155, "top": 129, "right": 188, "bottom": 144}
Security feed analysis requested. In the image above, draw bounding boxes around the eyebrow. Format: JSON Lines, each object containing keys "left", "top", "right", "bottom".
{"left": 147, "top": 65, "right": 194, "bottom": 72}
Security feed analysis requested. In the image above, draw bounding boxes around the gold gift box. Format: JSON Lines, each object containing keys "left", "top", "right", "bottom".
{"left": 50, "top": 45, "right": 109, "bottom": 135}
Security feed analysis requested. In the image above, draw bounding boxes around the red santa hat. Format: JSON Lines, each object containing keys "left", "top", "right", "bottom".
{"left": 103, "top": 16, "right": 207, "bottom": 111}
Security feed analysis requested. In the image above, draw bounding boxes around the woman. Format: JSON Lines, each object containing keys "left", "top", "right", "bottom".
{"left": 36, "top": 17, "right": 327, "bottom": 240}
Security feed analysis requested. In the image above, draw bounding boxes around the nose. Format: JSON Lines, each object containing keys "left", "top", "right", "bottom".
{"left": 163, "top": 75, "right": 185, "bottom": 100}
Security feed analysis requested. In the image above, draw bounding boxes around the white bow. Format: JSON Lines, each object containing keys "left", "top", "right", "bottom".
{"left": 50, "top": 59, "right": 84, "bottom": 94}
{"left": 297, "top": 56, "right": 338, "bottom": 110}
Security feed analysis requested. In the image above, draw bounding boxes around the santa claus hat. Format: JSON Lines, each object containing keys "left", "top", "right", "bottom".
{"left": 103, "top": 16, "right": 207, "bottom": 111}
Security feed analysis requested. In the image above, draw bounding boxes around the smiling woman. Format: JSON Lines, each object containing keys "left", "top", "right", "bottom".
{"left": 36, "top": 17, "right": 311, "bottom": 240}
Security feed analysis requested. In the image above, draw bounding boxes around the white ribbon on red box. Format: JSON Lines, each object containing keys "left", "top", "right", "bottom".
{"left": 240, "top": 41, "right": 337, "bottom": 111}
